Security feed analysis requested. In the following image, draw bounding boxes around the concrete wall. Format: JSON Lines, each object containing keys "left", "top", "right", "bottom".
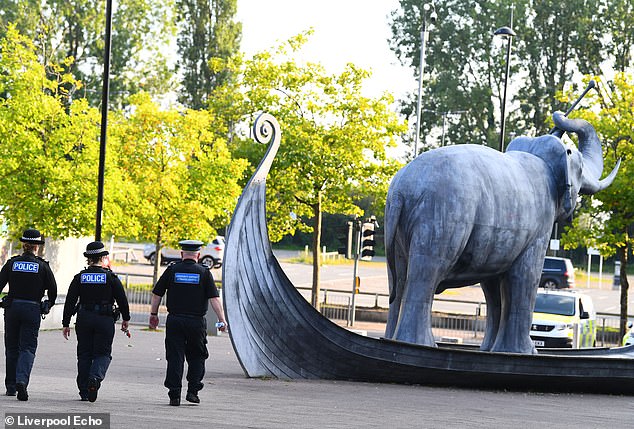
{"left": 44, "top": 236, "right": 92, "bottom": 295}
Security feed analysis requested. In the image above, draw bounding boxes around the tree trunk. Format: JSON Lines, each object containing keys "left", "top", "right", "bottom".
{"left": 310, "top": 193, "right": 322, "bottom": 310}
{"left": 152, "top": 226, "right": 163, "bottom": 286}
{"left": 618, "top": 245, "right": 630, "bottom": 337}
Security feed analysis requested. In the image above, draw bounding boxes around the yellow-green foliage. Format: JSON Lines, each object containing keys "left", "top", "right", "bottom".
{"left": 561, "top": 74, "right": 634, "bottom": 257}
{"left": 0, "top": 26, "right": 247, "bottom": 246}
{"left": 108, "top": 92, "right": 248, "bottom": 246}
{"left": 0, "top": 25, "right": 101, "bottom": 238}
{"left": 210, "top": 33, "right": 406, "bottom": 243}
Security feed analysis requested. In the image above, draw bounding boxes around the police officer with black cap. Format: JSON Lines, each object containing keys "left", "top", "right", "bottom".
{"left": 0, "top": 228, "right": 57, "bottom": 401}
{"left": 149, "top": 239, "right": 227, "bottom": 406}
{"left": 62, "top": 241, "right": 130, "bottom": 402}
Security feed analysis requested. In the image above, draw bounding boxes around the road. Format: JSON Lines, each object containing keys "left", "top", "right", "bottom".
{"left": 111, "top": 247, "right": 634, "bottom": 316}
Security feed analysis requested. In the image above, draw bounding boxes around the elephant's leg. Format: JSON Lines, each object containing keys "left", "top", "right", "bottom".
{"left": 385, "top": 298, "right": 400, "bottom": 339}
{"left": 393, "top": 254, "right": 449, "bottom": 346}
{"left": 385, "top": 245, "right": 408, "bottom": 339}
{"left": 385, "top": 282, "right": 403, "bottom": 339}
{"left": 479, "top": 277, "right": 502, "bottom": 351}
{"left": 491, "top": 244, "right": 546, "bottom": 354}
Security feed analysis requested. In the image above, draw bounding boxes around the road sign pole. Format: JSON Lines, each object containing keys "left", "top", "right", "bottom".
{"left": 348, "top": 219, "right": 362, "bottom": 326}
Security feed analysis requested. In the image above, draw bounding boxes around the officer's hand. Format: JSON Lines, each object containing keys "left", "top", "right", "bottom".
{"left": 62, "top": 327, "right": 71, "bottom": 340}
{"left": 218, "top": 321, "right": 228, "bottom": 332}
{"left": 121, "top": 320, "right": 129, "bottom": 331}
{"left": 149, "top": 314, "right": 159, "bottom": 329}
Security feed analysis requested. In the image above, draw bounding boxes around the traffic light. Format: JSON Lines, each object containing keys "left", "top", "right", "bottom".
{"left": 360, "top": 221, "right": 376, "bottom": 260}
{"left": 337, "top": 221, "right": 353, "bottom": 259}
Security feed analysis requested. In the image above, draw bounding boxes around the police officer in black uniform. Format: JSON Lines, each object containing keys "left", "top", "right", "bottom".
{"left": 62, "top": 241, "right": 130, "bottom": 402}
{"left": 0, "top": 228, "right": 57, "bottom": 401}
{"left": 149, "top": 240, "right": 227, "bottom": 406}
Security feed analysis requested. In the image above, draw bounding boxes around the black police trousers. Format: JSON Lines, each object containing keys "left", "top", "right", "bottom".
{"left": 75, "top": 310, "right": 114, "bottom": 397}
{"left": 164, "top": 314, "right": 209, "bottom": 396}
{"left": 4, "top": 300, "right": 41, "bottom": 391}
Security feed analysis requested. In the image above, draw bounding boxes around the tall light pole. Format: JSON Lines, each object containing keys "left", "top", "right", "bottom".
{"left": 493, "top": 25, "right": 516, "bottom": 153}
{"left": 95, "top": 0, "right": 113, "bottom": 241}
{"left": 413, "top": 1, "right": 437, "bottom": 157}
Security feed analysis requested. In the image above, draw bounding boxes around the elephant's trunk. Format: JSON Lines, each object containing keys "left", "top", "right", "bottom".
{"left": 552, "top": 111, "right": 620, "bottom": 194}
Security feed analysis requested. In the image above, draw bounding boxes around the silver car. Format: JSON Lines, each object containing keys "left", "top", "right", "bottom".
{"left": 143, "top": 236, "right": 224, "bottom": 268}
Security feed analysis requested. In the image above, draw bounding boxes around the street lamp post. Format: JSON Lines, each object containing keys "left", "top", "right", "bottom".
{"left": 413, "top": 2, "right": 437, "bottom": 157}
{"left": 95, "top": 0, "right": 113, "bottom": 241}
{"left": 493, "top": 25, "right": 516, "bottom": 152}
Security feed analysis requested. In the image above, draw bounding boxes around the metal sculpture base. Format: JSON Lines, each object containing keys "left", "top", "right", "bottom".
{"left": 222, "top": 113, "right": 634, "bottom": 394}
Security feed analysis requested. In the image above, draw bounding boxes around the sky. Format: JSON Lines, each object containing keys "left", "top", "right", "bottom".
{"left": 235, "top": 0, "right": 415, "bottom": 100}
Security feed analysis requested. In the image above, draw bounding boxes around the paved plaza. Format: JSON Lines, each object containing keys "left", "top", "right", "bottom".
{"left": 1, "top": 328, "right": 633, "bottom": 428}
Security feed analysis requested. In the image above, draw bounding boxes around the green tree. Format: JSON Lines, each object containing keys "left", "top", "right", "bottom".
{"left": 0, "top": 0, "right": 176, "bottom": 107}
{"left": 389, "top": 0, "right": 628, "bottom": 154}
{"left": 515, "top": 0, "right": 606, "bottom": 133}
{"left": 0, "top": 0, "right": 40, "bottom": 40}
{"left": 0, "top": 25, "right": 109, "bottom": 239}
{"left": 210, "top": 35, "right": 406, "bottom": 308}
{"left": 561, "top": 73, "right": 634, "bottom": 337}
{"left": 109, "top": 92, "right": 247, "bottom": 282}
{"left": 602, "top": 1, "right": 634, "bottom": 73}
{"left": 176, "top": 0, "right": 242, "bottom": 109}
{"left": 390, "top": 0, "right": 515, "bottom": 152}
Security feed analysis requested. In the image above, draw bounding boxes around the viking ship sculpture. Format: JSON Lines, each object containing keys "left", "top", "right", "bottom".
{"left": 222, "top": 112, "right": 634, "bottom": 394}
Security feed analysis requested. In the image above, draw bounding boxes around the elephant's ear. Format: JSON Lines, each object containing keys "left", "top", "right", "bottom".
{"left": 507, "top": 136, "right": 571, "bottom": 213}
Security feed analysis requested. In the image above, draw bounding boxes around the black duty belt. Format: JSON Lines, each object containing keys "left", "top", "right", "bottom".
{"left": 170, "top": 313, "right": 205, "bottom": 318}
{"left": 79, "top": 303, "right": 113, "bottom": 312}
{"left": 12, "top": 299, "right": 39, "bottom": 305}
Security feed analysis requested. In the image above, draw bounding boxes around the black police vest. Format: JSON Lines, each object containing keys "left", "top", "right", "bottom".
{"left": 163, "top": 261, "right": 210, "bottom": 316}
{"left": 77, "top": 267, "right": 115, "bottom": 305}
{"left": 2, "top": 254, "right": 52, "bottom": 301}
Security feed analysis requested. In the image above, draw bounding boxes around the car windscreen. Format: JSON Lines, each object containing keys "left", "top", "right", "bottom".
{"left": 534, "top": 294, "right": 575, "bottom": 316}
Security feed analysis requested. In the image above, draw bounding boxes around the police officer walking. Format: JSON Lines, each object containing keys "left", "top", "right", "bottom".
{"left": 62, "top": 241, "right": 130, "bottom": 402}
{"left": 149, "top": 240, "right": 227, "bottom": 406}
{"left": 0, "top": 228, "right": 57, "bottom": 401}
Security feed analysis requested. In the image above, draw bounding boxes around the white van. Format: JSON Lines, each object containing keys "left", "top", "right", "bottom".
{"left": 530, "top": 290, "right": 596, "bottom": 348}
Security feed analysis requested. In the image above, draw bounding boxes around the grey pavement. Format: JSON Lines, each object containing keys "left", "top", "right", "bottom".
{"left": 1, "top": 328, "right": 633, "bottom": 429}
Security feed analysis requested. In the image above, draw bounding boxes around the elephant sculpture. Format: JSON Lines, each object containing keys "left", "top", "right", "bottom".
{"left": 384, "top": 112, "right": 620, "bottom": 354}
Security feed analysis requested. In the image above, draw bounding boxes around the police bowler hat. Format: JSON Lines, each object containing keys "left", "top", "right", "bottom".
{"left": 84, "top": 241, "right": 109, "bottom": 257}
{"left": 179, "top": 240, "right": 204, "bottom": 252}
{"left": 20, "top": 228, "right": 45, "bottom": 245}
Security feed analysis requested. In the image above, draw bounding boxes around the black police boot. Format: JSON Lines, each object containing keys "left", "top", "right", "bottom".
{"left": 87, "top": 378, "right": 100, "bottom": 403}
{"left": 168, "top": 390, "right": 181, "bottom": 406}
{"left": 185, "top": 391, "right": 200, "bottom": 404}
{"left": 6, "top": 387, "right": 16, "bottom": 396}
{"left": 16, "top": 383, "right": 28, "bottom": 401}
